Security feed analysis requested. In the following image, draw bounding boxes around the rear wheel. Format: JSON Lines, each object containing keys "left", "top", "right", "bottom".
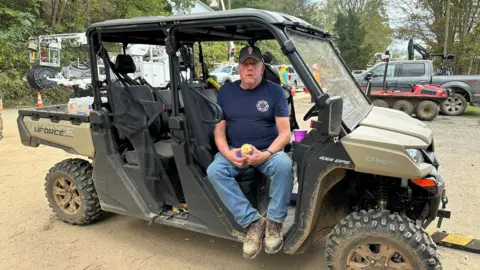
{"left": 325, "top": 210, "right": 441, "bottom": 270}
{"left": 440, "top": 93, "right": 467, "bottom": 116}
{"left": 45, "top": 158, "right": 104, "bottom": 225}
{"left": 371, "top": 99, "right": 389, "bottom": 108}
{"left": 392, "top": 100, "right": 414, "bottom": 116}
{"left": 416, "top": 100, "right": 438, "bottom": 121}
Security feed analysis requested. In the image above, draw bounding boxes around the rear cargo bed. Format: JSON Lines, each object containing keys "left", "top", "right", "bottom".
{"left": 17, "top": 104, "right": 94, "bottom": 158}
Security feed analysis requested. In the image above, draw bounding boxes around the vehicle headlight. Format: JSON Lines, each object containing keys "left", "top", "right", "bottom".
{"left": 406, "top": 149, "right": 424, "bottom": 164}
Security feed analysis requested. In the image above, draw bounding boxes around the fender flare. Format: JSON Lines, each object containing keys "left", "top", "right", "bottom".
{"left": 441, "top": 81, "right": 472, "bottom": 101}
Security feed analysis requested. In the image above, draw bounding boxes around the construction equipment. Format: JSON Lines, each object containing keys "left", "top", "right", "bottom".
{"left": 407, "top": 39, "right": 455, "bottom": 75}
{"left": 27, "top": 32, "right": 91, "bottom": 90}
{"left": 26, "top": 33, "right": 172, "bottom": 95}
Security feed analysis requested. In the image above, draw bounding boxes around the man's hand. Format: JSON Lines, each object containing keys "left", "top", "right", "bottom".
{"left": 244, "top": 145, "right": 271, "bottom": 166}
{"left": 225, "top": 148, "right": 246, "bottom": 168}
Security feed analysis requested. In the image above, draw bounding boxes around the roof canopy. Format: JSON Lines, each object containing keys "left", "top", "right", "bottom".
{"left": 87, "top": 8, "right": 329, "bottom": 45}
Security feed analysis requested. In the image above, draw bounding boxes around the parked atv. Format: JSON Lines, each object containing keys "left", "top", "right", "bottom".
{"left": 17, "top": 9, "right": 449, "bottom": 269}
{"left": 362, "top": 51, "right": 452, "bottom": 121}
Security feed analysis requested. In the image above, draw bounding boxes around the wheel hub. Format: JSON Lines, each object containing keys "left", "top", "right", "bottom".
{"left": 53, "top": 177, "right": 81, "bottom": 215}
{"left": 444, "top": 97, "right": 463, "bottom": 112}
{"left": 347, "top": 244, "right": 412, "bottom": 270}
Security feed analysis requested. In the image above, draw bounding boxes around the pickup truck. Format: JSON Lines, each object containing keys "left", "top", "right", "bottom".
{"left": 209, "top": 64, "right": 241, "bottom": 84}
{"left": 354, "top": 60, "right": 480, "bottom": 116}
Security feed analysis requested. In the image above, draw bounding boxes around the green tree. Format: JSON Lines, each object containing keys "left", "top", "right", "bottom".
{"left": 333, "top": 11, "right": 371, "bottom": 70}
{"left": 392, "top": 0, "right": 480, "bottom": 74}
{"left": 324, "top": 0, "right": 393, "bottom": 68}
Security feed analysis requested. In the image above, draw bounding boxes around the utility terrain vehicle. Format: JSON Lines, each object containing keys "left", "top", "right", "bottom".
{"left": 361, "top": 52, "right": 452, "bottom": 121}
{"left": 17, "top": 9, "right": 450, "bottom": 269}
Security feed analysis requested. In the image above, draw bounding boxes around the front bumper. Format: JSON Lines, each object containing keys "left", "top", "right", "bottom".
{"left": 423, "top": 166, "right": 451, "bottom": 228}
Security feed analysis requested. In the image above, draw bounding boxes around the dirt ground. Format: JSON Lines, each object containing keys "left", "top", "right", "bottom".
{"left": 1, "top": 93, "right": 480, "bottom": 269}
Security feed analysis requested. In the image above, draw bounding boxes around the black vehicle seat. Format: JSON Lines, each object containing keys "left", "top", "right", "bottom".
{"left": 111, "top": 55, "right": 170, "bottom": 142}
{"left": 179, "top": 82, "right": 262, "bottom": 184}
{"left": 126, "top": 85, "right": 169, "bottom": 142}
{"left": 125, "top": 140, "right": 173, "bottom": 166}
{"left": 154, "top": 88, "right": 185, "bottom": 112}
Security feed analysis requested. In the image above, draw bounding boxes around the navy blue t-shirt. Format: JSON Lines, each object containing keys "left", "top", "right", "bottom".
{"left": 217, "top": 79, "right": 289, "bottom": 150}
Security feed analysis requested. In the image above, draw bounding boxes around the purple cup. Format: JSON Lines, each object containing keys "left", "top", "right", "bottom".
{"left": 293, "top": 129, "right": 308, "bottom": 142}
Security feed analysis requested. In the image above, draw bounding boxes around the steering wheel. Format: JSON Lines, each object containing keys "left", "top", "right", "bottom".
{"left": 303, "top": 103, "right": 319, "bottom": 121}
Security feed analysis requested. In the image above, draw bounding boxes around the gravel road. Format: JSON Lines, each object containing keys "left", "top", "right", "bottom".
{"left": 0, "top": 93, "right": 479, "bottom": 269}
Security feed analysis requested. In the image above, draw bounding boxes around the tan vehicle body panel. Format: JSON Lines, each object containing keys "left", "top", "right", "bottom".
{"left": 23, "top": 116, "right": 94, "bottom": 158}
{"left": 342, "top": 107, "right": 433, "bottom": 179}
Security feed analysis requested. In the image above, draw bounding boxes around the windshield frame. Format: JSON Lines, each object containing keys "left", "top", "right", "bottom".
{"left": 283, "top": 27, "right": 372, "bottom": 130}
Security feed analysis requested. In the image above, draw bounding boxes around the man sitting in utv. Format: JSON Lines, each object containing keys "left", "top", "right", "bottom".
{"left": 207, "top": 46, "right": 294, "bottom": 259}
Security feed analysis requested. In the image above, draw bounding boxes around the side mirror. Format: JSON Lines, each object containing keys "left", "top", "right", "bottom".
{"left": 318, "top": 96, "right": 343, "bottom": 137}
{"left": 365, "top": 72, "right": 372, "bottom": 81}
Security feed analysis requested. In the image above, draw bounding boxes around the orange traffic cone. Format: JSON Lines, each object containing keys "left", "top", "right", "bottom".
{"left": 36, "top": 91, "right": 43, "bottom": 109}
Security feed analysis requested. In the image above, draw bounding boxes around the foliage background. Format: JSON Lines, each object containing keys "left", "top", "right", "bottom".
{"left": 2, "top": 0, "right": 477, "bottom": 108}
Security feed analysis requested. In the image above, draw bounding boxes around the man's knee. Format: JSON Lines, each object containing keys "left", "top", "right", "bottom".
{"left": 207, "top": 156, "right": 229, "bottom": 183}
{"left": 207, "top": 162, "right": 221, "bottom": 182}
{"left": 270, "top": 152, "right": 293, "bottom": 174}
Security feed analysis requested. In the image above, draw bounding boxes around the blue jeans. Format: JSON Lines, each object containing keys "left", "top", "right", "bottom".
{"left": 206, "top": 149, "right": 294, "bottom": 229}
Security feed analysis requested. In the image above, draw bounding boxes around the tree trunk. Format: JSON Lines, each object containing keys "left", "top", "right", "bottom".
{"left": 56, "top": 0, "right": 68, "bottom": 26}
{"left": 51, "top": 0, "right": 59, "bottom": 28}
{"left": 468, "top": 57, "right": 473, "bottom": 75}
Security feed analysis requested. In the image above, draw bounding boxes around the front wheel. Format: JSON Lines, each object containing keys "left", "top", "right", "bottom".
{"left": 325, "top": 210, "right": 441, "bottom": 270}
{"left": 440, "top": 93, "right": 467, "bottom": 116}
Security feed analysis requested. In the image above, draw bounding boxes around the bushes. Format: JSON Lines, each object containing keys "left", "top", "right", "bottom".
{"left": 0, "top": 69, "right": 72, "bottom": 109}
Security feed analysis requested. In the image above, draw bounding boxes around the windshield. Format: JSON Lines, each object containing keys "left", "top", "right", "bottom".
{"left": 212, "top": 66, "right": 232, "bottom": 73}
{"left": 286, "top": 29, "right": 371, "bottom": 128}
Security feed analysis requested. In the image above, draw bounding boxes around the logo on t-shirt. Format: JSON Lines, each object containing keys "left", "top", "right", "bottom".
{"left": 256, "top": 100, "right": 269, "bottom": 112}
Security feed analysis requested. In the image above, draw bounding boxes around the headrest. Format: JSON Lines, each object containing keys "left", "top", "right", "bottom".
{"left": 114, "top": 55, "right": 136, "bottom": 74}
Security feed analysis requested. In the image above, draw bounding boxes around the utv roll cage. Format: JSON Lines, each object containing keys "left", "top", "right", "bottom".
{"left": 86, "top": 9, "right": 368, "bottom": 254}
{"left": 86, "top": 8, "right": 363, "bottom": 135}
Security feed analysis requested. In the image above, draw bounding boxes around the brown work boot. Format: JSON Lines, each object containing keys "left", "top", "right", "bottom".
{"left": 243, "top": 217, "right": 266, "bottom": 259}
{"left": 264, "top": 218, "right": 284, "bottom": 254}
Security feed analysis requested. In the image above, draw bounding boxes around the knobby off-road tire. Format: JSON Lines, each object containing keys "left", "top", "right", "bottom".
{"left": 392, "top": 100, "right": 414, "bottom": 116}
{"left": 325, "top": 210, "right": 441, "bottom": 270}
{"left": 45, "top": 158, "right": 104, "bottom": 225}
{"left": 440, "top": 93, "right": 467, "bottom": 116}
{"left": 416, "top": 100, "right": 438, "bottom": 121}
{"left": 371, "top": 99, "right": 389, "bottom": 108}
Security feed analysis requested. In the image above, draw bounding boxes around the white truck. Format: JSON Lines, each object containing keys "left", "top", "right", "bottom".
{"left": 209, "top": 64, "right": 241, "bottom": 84}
